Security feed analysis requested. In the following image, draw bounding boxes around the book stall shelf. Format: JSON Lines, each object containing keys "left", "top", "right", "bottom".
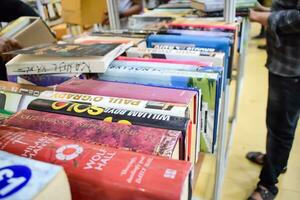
{"left": 0, "top": 0, "right": 250, "bottom": 199}
{"left": 106, "top": 0, "right": 250, "bottom": 200}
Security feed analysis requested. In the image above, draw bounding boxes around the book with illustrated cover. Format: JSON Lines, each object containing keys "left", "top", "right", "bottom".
{"left": 4, "top": 109, "right": 183, "bottom": 160}
{"left": 0, "top": 151, "right": 71, "bottom": 200}
{"left": 126, "top": 47, "right": 225, "bottom": 67}
{"left": 39, "top": 90, "right": 189, "bottom": 118}
{"left": 0, "top": 81, "right": 50, "bottom": 96}
{"left": 6, "top": 43, "right": 132, "bottom": 75}
{"left": 0, "top": 125, "right": 192, "bottom": 200}
{"left": 99, "top": 64, "right": 222, "bottom": 153}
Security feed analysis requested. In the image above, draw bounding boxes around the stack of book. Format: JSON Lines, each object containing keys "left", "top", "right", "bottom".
{"left": 0, "top": 2, "right": 245, "bottom": 199}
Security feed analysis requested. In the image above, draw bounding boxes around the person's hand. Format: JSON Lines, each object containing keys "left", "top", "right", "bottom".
{"left": 102, "top": 12, "right": 109, "bottom": 25}
{"left": 249, "top": 9, "right": 271, "bottom": 27}
{"left": 253, "top": 2, "right": 271, "bottom": 12}
{"left": 0, "top": 37, "right": 21, "bottom": 61}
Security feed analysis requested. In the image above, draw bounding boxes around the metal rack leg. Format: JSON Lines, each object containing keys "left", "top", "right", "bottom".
{"left": 213, "top": 82, "right": 230, "bottom": 200}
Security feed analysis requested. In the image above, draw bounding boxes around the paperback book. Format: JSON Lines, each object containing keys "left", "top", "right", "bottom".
{"left": 0, "top": 125, "right": 193, "bottom": 200}
{"left": 6, "top": 43, "right": 132, "bottom": 75}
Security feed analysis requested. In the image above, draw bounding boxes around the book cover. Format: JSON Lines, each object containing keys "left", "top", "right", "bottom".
{"left": 99, "top": 64, "right": 221, "bottom": 153}
{"left": 0, "top": 125, "right": 192, "bottom": 200}
{"left": 0, "top": 91, "right": 36, "bottom": 113}
{"left": 8, "top": 43, "right": 119, "bottom": 57}
{"left": 57, "top": 79, "right": 197, "bottom": 107}
{"left": 118, "top": 55, "right": 213, "bottom": 67}
{"left": 0, "top": 151, "right": 71, "bottom": 200}
{"left": 74, "top": 35, "right": 145, "bottom": 46}
{"left": 125, "top": 47, "right": 224, "bottom": 67}
{"left": 7, "top": 73, "right": 85, "bottom": 87}
{"left": 0, "top": 81, "right": 50, "bottom": 96}
{"left": 6, "top": 43, "right": 133, "bottom": 75}
{"left": 27, "top": 99, "right": 190, "bottom": 133}
{"left": 39, "top": 90, "right": 188, "bottom": 118}
{"left": 4, "top": 109, "right": 183, "bottom": 159}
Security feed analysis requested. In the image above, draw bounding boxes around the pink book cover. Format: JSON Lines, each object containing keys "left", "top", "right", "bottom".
{"left": 56, "top": 79, "right": 197, "bottom": 105}
{"left": 0, "top": 125, "right": 192, "bottom": 200}
{"left": 116, "top": 56, "right": 213, "bottom": 67}
{"left": 4, "top": 109, "right": 181, "bottom": 158}
{"left": 168, "top": 22, "right": 237, "bottom": 31}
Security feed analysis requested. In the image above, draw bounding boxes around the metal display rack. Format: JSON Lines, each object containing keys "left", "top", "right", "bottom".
{"left": 105, "top": 0, "right": 250, "bottom": 199}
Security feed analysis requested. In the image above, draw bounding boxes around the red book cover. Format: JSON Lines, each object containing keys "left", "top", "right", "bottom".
{"left": 0, "top": 125, "right": 192, "bottom": 200}
{"left": 56, "top": 79, "right": 197, "bottom": 105}
{"left": 4, "top": 109, "right": 182, "bottom": 159}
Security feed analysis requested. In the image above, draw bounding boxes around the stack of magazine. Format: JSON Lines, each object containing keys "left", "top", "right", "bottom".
{"left": 0, "top": 1, "right": 245, "bottom": 199}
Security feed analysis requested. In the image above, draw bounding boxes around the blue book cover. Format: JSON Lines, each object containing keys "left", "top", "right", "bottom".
{"left": 99, "top": 62, "right": 222, "bottom": 153}
{"left": 146, "top": 34, "right": 232, "bottom": 81}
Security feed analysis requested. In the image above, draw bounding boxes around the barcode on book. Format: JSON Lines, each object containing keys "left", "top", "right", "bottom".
{"left": 164, "top": 169, "right": 177, "bottom": 179}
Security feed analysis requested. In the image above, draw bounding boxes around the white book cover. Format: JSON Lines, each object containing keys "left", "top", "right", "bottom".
{"left": 0, "top": 151, "right": 71, "bottom": 200}
{"left": 6, "top": 43, "right": 133, "bottom": 75}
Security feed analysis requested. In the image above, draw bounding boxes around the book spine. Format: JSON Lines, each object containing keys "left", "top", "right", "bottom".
{"left": 4, "top": 109, "right": 182, "bottom": 158}
{"left": 26, "top": 99, "right": 189, "bottom": 132}
{"left": 0, "top": 125, "right": 192, "bottom": 200}
{"left": 39, "top": 91, "right": 188, "bottom": 118}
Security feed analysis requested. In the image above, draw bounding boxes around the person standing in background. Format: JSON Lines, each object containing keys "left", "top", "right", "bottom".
{"left": 118, "top": 0, "right": 143, "bottom": 28}
{"left": 247, "top": 0, "right": 300, "bottom": 199}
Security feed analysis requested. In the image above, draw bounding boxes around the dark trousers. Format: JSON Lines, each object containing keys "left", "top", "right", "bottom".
{"left": 259, "top": 72, "right": 300, "bottom": 195}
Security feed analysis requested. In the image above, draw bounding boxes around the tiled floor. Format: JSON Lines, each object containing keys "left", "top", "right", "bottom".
{"left": 193, "top": 23, "right": 300, "bottom": 200}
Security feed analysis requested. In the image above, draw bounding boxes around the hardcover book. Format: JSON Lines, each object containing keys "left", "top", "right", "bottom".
{"left": 0, "top": 125, "right": 192, "bottom": 200}
{"left": 5, "top": 43, "right": 132, "bottom": 75}
{"left": 4, "top": 109, "right": 183, "bottom": 159}
{"left": 0, "top": 151, "right": 71, "bottom": 200}
{"left": 57, "top": 79, "right": 199, "bottom": 161}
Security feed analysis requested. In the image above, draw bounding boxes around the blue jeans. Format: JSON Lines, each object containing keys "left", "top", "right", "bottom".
{"left": 259, "top": 72, "right": 300, "bottom": 195}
